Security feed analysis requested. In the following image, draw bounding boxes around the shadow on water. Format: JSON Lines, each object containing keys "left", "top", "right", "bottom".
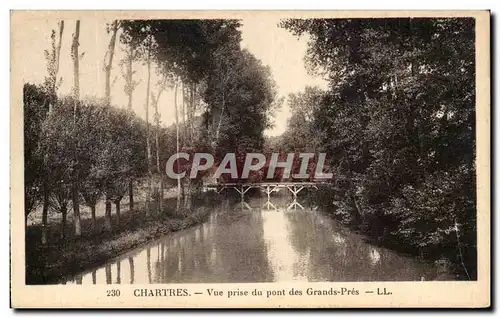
{"left": 62, "top": 194, "right": 448, "bottom": 284}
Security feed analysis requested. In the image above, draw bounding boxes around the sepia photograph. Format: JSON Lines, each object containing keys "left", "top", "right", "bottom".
{"left": 10, "top": 10, "right": 490, "bottom": 308}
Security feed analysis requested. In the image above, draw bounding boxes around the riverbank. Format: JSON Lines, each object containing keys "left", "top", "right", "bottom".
{"left": 26, "top": 196, "right": 217, "bottom": 284}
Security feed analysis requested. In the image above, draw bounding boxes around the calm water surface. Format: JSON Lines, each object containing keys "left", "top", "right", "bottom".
{"left": 63, "top": 196, "right": 446, "bottom": 284}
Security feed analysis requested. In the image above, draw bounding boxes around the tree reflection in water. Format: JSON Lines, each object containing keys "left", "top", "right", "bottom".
{"left": 61, "top": 196, "right": 445, "bottom": 284}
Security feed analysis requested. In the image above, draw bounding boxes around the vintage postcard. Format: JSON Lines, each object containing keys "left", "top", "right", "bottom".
{"left": 10, "top": 10, "right": 490, "bottom": 308}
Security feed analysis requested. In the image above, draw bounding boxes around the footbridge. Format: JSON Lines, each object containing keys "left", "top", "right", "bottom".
{"left": 203, "top": 182, "right": 327, "bottom": 199}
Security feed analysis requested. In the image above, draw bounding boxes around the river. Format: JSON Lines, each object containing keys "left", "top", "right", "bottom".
{"left": 62, "top": 196, "right": 447, "bottom": 284}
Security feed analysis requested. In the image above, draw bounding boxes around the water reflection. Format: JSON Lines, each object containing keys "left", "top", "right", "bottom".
{"left": 62, "top": 196, "right": 444, "bottom": 284}
{"left": 287, "top": 199, "right": 304, "bottom": 211}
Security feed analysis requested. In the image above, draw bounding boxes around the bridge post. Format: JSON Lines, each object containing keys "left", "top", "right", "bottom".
{"left": 285, "top": 185, "right": 305, "bottom": 199}
{"left": 216, "top": 185, "right": 226, "bottom": 194}
{"left": 233, "top": 185, "right": 243, "bottom": 199}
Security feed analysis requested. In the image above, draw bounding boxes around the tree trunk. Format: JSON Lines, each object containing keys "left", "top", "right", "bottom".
{"left": 147, "top": 248, "right": 152, "bottom": 283}
{"left": 41, "top": 189, "right": 49, "bottom": 245}
{"left": 154, "top": 84, "right": 165, "bottom": 214}
{"left": 145, "top": 38, "right": 152, "bottom": 216}
{"left": 147, "top": 177, "right": 152, "bottom": 217}
{"left": 160, "top": 177, "right": 164, "bottom": 213}
{"left": 90, "top": 204, "right": 96, "bottom": 231}
{"left": 126, "top": 45, "right": 134, "bottom": 110}
{"left": 174, "top": 80, "right": 181, "bottom": 208}
{"left": 115, "top": 200, "right": 121, "bottom": 226}
{"left": 155, "top": 122, "right": 160, "bottom": 170}
{"left": 155, "top": 143, "right": 162, "bottom": 214}
{"left": 71, "top": 20, "right": 80, "bottom": 102}
{"left": 183, "top": 84, "right": 193, "bottom": 210}
{"left": 183, "top": 162, "right": 191, "bottom": 208}
{"left": 61, "top": 206, "right": 67, "bottom": 239}
{"left": 116, "top": 261, "right": 121, "bottom": 284}
{"left": 350, "top": 193, "right": 362, "bottom": 225}
{"left": 214, "top": 92, "right": 225, "bottom": 148}
{"left": 49, "top": 20, "right": 64, "bottom": 113}
{"left": 454, "top": 219, "right": 471, "bottom": 280}
{"left": 72, "top": 186, "right": 81, "bottom": 237}
{"left": 128, "top": 179, "right": 134, "bottom": 210}
{"left": 54, "top": 21, "right": 64, "bottom": 84}
{"left": 105, "top": 264, "right": 112, "bottom": 284}
{"left": 181, "top": 82, "right": 187, "bottom": 142}
{"left": 184, "top": 179, "right": 192, "bottom": 210}
{"left": 104, "top": 20, "right": 119, "bottom": 107}
{"left": 124, "top": 42, "right": 136, "bottom": 214}
{"left": 190, "top": 82, "right": 196, "bottom": 140}
{"left": 104, "top": 196, "right": 112, "bottom": 232}
{"left": 176, "top": 192, "right": 181, "bottom": 211}
{"left": 71, "top": 20, "right": 81, "bottom": 238}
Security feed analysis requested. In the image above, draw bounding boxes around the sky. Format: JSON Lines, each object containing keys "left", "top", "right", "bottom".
{"left": 15, "top": 17, "right": 327, "bottom": 136}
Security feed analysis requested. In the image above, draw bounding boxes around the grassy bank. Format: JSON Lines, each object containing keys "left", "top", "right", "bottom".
{"left": 26, "top": 195, "right": 217, "bottom": 285}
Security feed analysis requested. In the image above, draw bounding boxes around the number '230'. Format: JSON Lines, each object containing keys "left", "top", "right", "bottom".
{"left": 107, "top": 289, "right": 121, "bottom": 297}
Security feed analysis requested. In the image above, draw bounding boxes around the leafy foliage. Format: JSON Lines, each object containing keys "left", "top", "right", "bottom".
{"left": 281, "top": 18, "right": 476, "bottom": 279}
